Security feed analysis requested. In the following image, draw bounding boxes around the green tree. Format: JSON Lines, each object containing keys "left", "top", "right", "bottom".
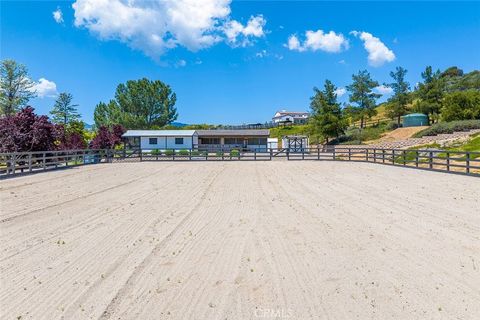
{"left": 309, "top": 80, "right": 348, "bottom": 143}
{"left": 93, "top": 100, "right": 121, "bottom": 128}
{"left": 385, "top": 66, "right": 411, "bottom": 126}
{"left": 441, "top": 90, "right": 480, "bottom": 121}
{"left": 0, "top": 59, "right": 37, "bottom": 116}
{"left": 346, "top": 70, "right": 381, "bottom": 128}
{"left": 94, "top": 78, "right": 178, "bottom": 129}
{"left": 50, "top": 92, "right": 81, "bottom": 127}
{"left": 414, "top": 66, "right": 445, "bottom": 124}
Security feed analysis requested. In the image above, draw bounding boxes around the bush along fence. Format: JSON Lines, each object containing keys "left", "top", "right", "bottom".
{"left": 110, "top": 149, "right": 272, "bottom": 162}
{"left": 1, "top": 147, "right": 479, "bottom": 178}
{"left": 287, "top": 147, "right": 480, "bottom": 176}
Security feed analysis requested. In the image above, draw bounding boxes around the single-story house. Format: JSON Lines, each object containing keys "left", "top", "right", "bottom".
{"left": 196, "top": 129, "right": 270, "bottom": 151}
{"left": 122, "top": 130, "right": 198, "bottom": 150}
{"left": 272, "top": 110, "right": 309, "bottom": 124}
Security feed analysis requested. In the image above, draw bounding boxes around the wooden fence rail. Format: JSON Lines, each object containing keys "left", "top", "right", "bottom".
{"left": 1, "top": 147, "right": 479, "bottom": 178}
{"left": 286, "top": 147, "right": 480, "bottom": 176}
{"left": 0, "top": 149, "right": 112, "bottom": 177}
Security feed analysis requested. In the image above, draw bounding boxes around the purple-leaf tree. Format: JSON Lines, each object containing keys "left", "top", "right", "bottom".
{"left": 90, "top": 125, "right": 125, "bottom": 149}
{"left": 0, "top": 106, "right": 58, "bottom": 152}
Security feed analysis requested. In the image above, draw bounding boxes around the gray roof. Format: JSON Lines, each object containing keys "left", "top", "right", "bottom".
{"left": 122, "top": 130, "right": 197, "bottom": 137}
{"left": 197, "top": 129, "right": 270, "bottom": 137}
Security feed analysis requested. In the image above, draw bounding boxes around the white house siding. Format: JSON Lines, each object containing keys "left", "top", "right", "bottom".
{"left": 140, "top": 136, "right": 194, "bottom": 150}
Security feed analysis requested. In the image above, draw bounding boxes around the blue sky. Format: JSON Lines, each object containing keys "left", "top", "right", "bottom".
{"left": 1, "top": 1, "right": 479, "bottom": 125}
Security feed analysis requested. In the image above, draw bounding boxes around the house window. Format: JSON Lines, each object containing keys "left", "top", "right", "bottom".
{"left": 175, "top": 137, "right": 184, "bottom": 145}
{"left": 224, "top": 138, "right": 243, "bottom": 145}
{"left": 149, "top": 137, "right": 158, "bottom": 145}
{"left": 200, "top": 138, "right": 220, "bottom": 145}
{"left": 247, "top": 138, "right": 267, "bottom": 145}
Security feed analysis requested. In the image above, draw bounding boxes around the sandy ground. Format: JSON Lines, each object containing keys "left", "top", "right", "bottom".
{"left": 1, "top": 161, "right": 479, "bottom": 320}
{"left": 379, "top": 127, "right": 429, "bottom": 141}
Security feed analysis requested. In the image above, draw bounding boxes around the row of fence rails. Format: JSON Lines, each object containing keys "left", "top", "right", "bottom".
{"left": 113, "top": 148, "right": 273, "bottom": 161}
{"left": 219, "top": 121, "right": 306, "bottom": 130}
{"left": 350, "top": 117, "right": 391, "bottom": 129}
{"left": 368, "top": 148, "right": 480, "bottom": 175}
{"left": 285, "top": 146, "right": 480, "bottom": 176}
{"left": 285, "top": 147, "right": 369, "bottom": 161}
{"left": 0, "top": 149, "right": 113, "bottom": 177}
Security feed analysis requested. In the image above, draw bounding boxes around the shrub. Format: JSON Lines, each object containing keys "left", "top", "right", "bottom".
{"left": 164, "top": 149, "right": 174, "bottom": 156}
{"left": 216, "top": 151, "right": 224, "bottom": 157}
{"left": 413, "top": 120, "right": 480, "bottom": 137}
{"left": 385, "top": 121, "right": 401, "bottom": 131}
{"left": 230, "top": 149, "right": 240, "bottom": 157}
{"left": 151, "top": 149, "right": 160, "bottom": 155}
{"left": 191, "top": 150, "right": 200, "bottom": 156}
{"left": 177, "top": 149, "right": 189, "bottom": 156}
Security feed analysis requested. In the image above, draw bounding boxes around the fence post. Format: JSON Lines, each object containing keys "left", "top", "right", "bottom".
{"left": 415, "top": 151, "right": 419, "bottom": 167}
{"left": 333, "top": 147, "right": 336, "bottom": 161}
{"left": 366, "top": 149, "right": 369, "bottom": 162}
{"left": 402, "top": 150, "right": 406, "bottom": 166}
{"left": 429, "top": 151, "right": 433, "bottom": 169}
{"left": 382, "top": 149, "right": 385, "bottom": 163}
{"left": 373, "top": 149, "right": 376, "bottom": 163}
{"left": 140, "top": 151, "right": 143, "bottom": 162}
{"left": 317, "top": 146, "right": 320, "bottom": 160}
{"left": 270, "top": 148, "right": 273, "bottom": 160}
{"left": 43, "top": 152, "right": 46, "bottom": 170}
{"left": 287, "top": 149, "right": 290, "bottom": 160}
{"left": 446, "top": 152, "right": 450, "bottom": 171}
{"left": 189, "top": 149, "right": 192, "bottom": 161}
{"left": 28, "top": 153, "right": 32, "bottom": 172}
{"left": 392, "top": 150, "right": 395, "bottom": 165}
{"left": 466, "top": 152, "right": 470, "bottom": 174}
{"left": 302, "top": 149, "right": 305, "bottom": 160}
{"left": 348, "top": 148, "right": 351, "bottom": 161}
{"left": 254, "top": 150, "right": 257, "bottom": 161}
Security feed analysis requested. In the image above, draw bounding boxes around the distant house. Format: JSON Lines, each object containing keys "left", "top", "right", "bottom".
{"left": 122, "top": 130, "right": 198, "bottom": 150}
{"left": 272, "top": 110, "right": 309, "bottom": 124}
{"left": 197, "top": 129, "right": 270, "bottom": 151}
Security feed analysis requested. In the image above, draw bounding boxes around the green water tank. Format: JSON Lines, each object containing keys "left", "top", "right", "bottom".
{"left": 402, "top": 113, "right": 429, "bottom": 127}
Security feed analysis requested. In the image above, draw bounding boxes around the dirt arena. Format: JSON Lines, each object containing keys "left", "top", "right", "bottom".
{"left": 1, "top": 161, "right": 479, "bottom": 319}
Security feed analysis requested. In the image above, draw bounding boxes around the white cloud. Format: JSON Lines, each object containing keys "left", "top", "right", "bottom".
{"left": 255, "top": 49, "right": 268, "bottom": 58}
{"left": 224, "top": 15, "right": 266, "bottom": 47}
{"left": 374, "top": 84, "right": 393, "bottom": 95}
{"left": 175, "top": 59, "right": 187, "bottom": 67}
{"left": 286, "top": 35, "right": 304, "bottom": 51}
{"left": 351, "top": 31, "right": 395, "bottom": 67}
{"left": 286, "top": 29, "right": 349, "bottom": 53}
{"left": 72, "top": 0, "right": 266, "bottom": 58}
{"left": 31, "top": 78, "right": 58, "bottom": 98}
{"left": 53, "top": 8, "right": 64, "bottom": 24}
{"left": 334, "top": 87, "right": 346, "bottom": 97}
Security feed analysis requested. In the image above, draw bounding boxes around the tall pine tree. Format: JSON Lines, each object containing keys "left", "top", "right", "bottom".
{"left": 50, "top": 92, "right": 80, "bottom": 127}
{"left": 309, "top": 80, "right": 347, "bottom": 143}
{"left": 346, "top": 70, "right": 381, "bottom": 128}
{"left": 385, "top": 66, "right": 411, "bottom": 126}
